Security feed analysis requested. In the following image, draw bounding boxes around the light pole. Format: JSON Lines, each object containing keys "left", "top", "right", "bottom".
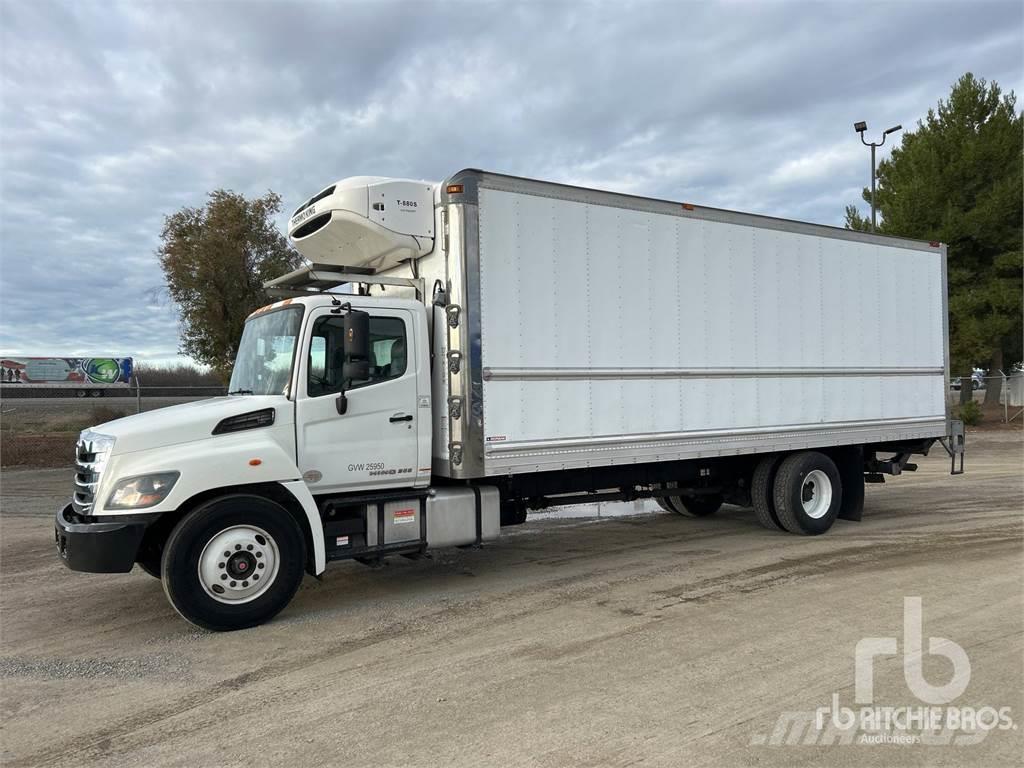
{"left": 854, "top": 121, "right": 901, "bottom": 232}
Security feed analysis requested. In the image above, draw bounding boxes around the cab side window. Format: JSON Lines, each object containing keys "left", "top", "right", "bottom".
{"left": 308, "top": 315, "right": 408, "bottom": 397}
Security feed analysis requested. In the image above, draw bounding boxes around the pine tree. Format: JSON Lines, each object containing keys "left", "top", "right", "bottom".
{"left": 846, "top": 73, "right": 1022, "bottom": 403}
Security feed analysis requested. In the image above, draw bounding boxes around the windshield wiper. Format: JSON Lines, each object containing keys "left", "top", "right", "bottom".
{"left": 227, "top": 389, "right": 254, "bottom": 395}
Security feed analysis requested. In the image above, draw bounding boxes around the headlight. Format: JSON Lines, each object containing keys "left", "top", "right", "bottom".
{"left": 106, "top": 472, "right": 180, "bottom": 510}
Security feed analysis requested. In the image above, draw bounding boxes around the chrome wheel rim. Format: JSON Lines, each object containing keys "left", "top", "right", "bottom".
{"left": 198, "top": 525, "right": 280, "bottom": 604}
{"left": 800, "top": 469, "right": 832, "bottom": 519}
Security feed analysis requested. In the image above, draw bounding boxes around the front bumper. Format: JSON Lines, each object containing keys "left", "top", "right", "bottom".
{"left": 54, "top": 504, "right": 147, "bottom": 573}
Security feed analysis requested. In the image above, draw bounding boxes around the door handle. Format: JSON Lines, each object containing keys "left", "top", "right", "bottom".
{"left": 389, "top": 414, "right": 413, "bottom": 423}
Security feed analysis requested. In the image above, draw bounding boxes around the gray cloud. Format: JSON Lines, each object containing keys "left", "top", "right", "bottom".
{"left": 1, "top": 0, "right": 1021, "bottom": 362}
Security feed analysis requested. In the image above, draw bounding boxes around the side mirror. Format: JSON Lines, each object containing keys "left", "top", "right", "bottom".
{"left": 343, "top": 309, "right": 370, "bottom": 362}
{"left": 336, "top": 308, "right": 371, "bottom": 417}
{"left": 342, "top": 360, "right": 369, "bottom": 381}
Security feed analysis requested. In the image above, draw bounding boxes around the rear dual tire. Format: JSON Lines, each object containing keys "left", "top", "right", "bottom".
{"left": 771, "top": 451, "right": 842, "bottom": 536}
{"left": 751, "top": 454, "right": 785, "bottom": 531}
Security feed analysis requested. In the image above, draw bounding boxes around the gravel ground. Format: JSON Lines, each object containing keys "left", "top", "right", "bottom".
{"left": 1, "top": 430, "right": 1021, "bottom": 767}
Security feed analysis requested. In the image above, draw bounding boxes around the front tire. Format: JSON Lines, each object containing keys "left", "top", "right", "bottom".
{"left": 136, "top": 548, "right": 162, "bottom": 579}
{"left": 161, "top": 495, "right": 306, "bottom": 631}
{"left": 772, "top": 451, "right": 842, "bottom": 535}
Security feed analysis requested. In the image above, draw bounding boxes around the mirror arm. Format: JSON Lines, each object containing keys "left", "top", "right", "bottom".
{"left": 336, "top": 375, "right": 352, "bottom": 415}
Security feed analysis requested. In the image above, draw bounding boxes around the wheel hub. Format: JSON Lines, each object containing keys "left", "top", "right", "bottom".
{"left": 198, "top": 525, "right": 280, "bottom": 604}
{"left": 226, "top": 551, "right": 256, "bottom": 579}
{"left": 800, "top": 469, "right": 833, "bottom": 519}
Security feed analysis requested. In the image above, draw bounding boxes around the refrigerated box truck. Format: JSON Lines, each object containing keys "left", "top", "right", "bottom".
{"left": 1, "top": 357, "right": 133, "bottom": 397}
{"left": 54, "top": 170, "right": 964, "bottom": 630}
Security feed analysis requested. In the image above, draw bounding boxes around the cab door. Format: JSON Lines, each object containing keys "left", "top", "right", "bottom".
{"left": 295, "top": 307, "right": 420, "bottom": 494}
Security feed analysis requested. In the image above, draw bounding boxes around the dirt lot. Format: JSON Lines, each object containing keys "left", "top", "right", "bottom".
{"left": 1, "top": 430, "right": 1021, "bottom": 767}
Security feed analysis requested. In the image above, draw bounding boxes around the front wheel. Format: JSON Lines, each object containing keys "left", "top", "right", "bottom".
{"left": 161, "top": 495, "right": 306, "bottom": 631}
{"left": 136, "top": 549, "right": 162, "bottom": 579}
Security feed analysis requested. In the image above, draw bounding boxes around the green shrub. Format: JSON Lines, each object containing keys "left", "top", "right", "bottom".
{"left": 959, "top": 399, "right": 982, "bottom": 426}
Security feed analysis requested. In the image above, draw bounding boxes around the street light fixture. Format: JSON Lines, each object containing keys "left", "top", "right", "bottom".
{"left": 855, "top": 121, "right": 901, "bottom": 232}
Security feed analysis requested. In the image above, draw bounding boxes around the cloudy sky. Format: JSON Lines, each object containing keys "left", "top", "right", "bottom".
{"left": 1, "top": 0, "right": 1021, "bottom": 365}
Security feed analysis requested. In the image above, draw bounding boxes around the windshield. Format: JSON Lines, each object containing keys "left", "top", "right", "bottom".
{"left": 228, "top": 306, "right": 303, "bottom": 396}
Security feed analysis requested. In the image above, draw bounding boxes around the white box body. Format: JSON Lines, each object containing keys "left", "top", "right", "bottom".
{"left": 431, "top": 171, "right": 949, "bottom": 478}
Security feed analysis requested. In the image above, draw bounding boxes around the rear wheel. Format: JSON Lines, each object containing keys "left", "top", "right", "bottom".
{"left": 678, "top": 495, "right": 723, "bottom": 517}
{"left": 751, "top": 454, "right": 785, "bottom": 531}
{"left": 161, "top": 495, "right": 306, "bottom": 631}
{"left": 772, "top": 451, "right": 842, "bottom": 535}
{"left": 652, "top": 484, "right": 673, "bottom": 512}
{"left": 663, "top": 483, "right": 723, "bottom": 517}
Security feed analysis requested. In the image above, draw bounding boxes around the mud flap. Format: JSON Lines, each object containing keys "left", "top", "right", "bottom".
{"left": 835, "top": 445, "right": 865, "bottom": 522}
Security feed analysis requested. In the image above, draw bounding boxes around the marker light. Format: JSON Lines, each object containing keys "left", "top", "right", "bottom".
{"left": 446, "top": 184, "right": 464, "bottom": 194}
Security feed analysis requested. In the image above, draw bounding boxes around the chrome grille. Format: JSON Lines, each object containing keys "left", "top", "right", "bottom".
{"left": 71, "top": 432, "right": 112, "bottom": 514}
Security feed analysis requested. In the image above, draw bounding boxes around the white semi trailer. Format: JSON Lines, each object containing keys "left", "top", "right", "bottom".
{"left": 55, "top": 170, "right": 965, "bottom": 630}
{"left": 1, "top": 356, "right": 133, "bottom": 397}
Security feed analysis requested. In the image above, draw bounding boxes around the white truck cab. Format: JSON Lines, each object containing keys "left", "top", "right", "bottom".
{"left": 55, "top": 169, "right": 964, "bottom": 631}
{"left": 54, "top": 287, "right": 498, "bottom": 630}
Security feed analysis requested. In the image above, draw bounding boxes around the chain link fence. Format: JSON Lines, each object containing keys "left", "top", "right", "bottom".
{"left": 1, "top": 386, "right": 225, "bottom": 468}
